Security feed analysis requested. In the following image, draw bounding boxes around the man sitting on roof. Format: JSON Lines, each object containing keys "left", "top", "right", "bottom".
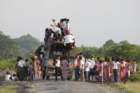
{"left": 59, "top": 18, "right": 71, "bottom": 36}
{"left": 64, "top": 34, "right": 75, "bottom": 49}
{"left": 50, "top": 19, "right": 62, "bottom": 41}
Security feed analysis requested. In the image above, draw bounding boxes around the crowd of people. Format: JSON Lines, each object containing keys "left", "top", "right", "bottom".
{"left": 5, "top": 54, "right": 137, "bottom": 84}
{"left": 15, "top": 57, "right": 33, "bottom": 81}
{"left": 73, "top": 55, "right": 137, "bottom": 83}
{"left": 5, "top": 56, "right": 42, "bottom": 81}
{"left": 5, "top": 55, "right": 69, "bottom": 81}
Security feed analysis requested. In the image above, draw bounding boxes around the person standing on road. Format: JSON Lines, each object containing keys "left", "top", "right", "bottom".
{"left": 61, "top": 56, "right": 68, "bottom": 80}
{"left": 79, "top": 56, "right": 85, "bottom": 81}
{"left": 55, "top": 56, "right": 62, "bottom": 80}
{"left": 17, "top": 57, "right": 25, "bottom": 81}
{"left": 33, "top": 56, "right": 40, "bottom": 80}
{"left": 43, "top": 55, "right": 49, "bottom": 80}
{"left": 131, "top": 60, "right": 137, "bottom": 76}
{"left": 103, "top": 57, "right": 109, "bottom": 82}
{"left": 108, "top": 61, "right": 113, "bottom": 82}
{"left": 124, "top": 60, "right": 129, "bottom": 83}
{"left": 28, "top": 62, "right": 33, "bottom": 80}
{"left": 84, "top": 59, "right": 91, "bottom": 81}
{"left": 112, "top": 58, "right": 120, "bottom": 82}
{"left": 24, "top": 59, "right": 29, "bottom": 80}
{"left": 95, "top": 58, "right": 102, "bottom": 82}
{"left": 74, "top": 55, "right": 81, "bottom": 81}
{"left": 120, "top": 59, "right": 126, "bottom": 82}
{"left": 89, "top": 58, "right": 95, "bottom": 81}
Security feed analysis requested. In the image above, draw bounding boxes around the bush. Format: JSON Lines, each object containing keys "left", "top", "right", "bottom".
{"left": 67, "top": 68, "right": 73, "bottom": 80}
{"left": 0, "top": 59, "right": 16, "bottom": 70}
{"left": 137, "top": 62, "right": 140, "bottom": 73}
{"left": 129, "top": 74, "right": 140, "bottom": 81}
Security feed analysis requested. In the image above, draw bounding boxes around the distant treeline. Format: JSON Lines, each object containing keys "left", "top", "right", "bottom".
{"left": 1, "top": 31, "right": 140, "bottom": 61}
{"left": 76, "top": 40, "right": 140, "bottom": 61}
{"left": 0, "top": 31, "right": 40, "bottom": 59}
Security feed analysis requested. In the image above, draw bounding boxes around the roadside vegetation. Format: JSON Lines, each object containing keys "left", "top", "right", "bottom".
{"left": 114, "top": 82, "right": 140, "bottom": 93}
{"left": 0, "top": 82, "right": 17, "bottom": 93}
{"left": 0, "top": 59, "right": 16, "bottom": 70}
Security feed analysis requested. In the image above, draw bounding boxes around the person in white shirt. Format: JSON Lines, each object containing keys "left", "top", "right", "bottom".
{"left": 17, "top": 57, "right": 25, "bottom": 81}
{"left": 132, "top": 61, "right": 137, "bottom": 75}
{"left": 50, "top": 19, "right": 62, "bottom": 41}
{"left": 18, "top": 60, "right": 25, "bottom": 68}
{"left": 50, "top": 19, "right": 58, "bottom": 31}
{"left": 64, "top": 34, "right": 75, "bottom": 45}
{"left": 55, "top": 56, "right": 62, "bottom": 80}
{"left": 63, "top": 34, "right": 75, "bottom": 49}
{"left": 11, "top": 74, "right": 17, "bottom": 81}
{"left": 5, "top": 71, "right": 11, "bottom": 81}
{"left": 79, "top": 56, "right": 85, "bottom": 81}
{"left": 55, "top": 58, "right": 61, "bottom": 67}
{"left": 84, "top": 59, "right": 91, "bottom": 81}
{"left": 89, "top": 58, "right": 96, "bottom": 81}
{"left": 112, "top": 58, "right": 120, "bottom": 82}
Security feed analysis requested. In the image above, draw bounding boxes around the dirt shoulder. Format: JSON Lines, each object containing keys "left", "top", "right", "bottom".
{"left": 0, "top": 81, "right": 32, "bottom": 93}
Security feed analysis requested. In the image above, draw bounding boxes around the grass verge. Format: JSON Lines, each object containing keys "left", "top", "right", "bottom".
{"left": 0, "top": 82, "right": 17, "bottom": 93}
{"left": 113, "top": 82, "right": 140, "bottom": 93}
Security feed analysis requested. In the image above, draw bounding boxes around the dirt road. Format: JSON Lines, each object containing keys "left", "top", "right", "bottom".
{"left": 27, "top": 80, "right": 121, "bottom": 93}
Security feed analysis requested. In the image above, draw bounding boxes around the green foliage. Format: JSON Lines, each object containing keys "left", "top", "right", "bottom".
{"left": 75, "top": 46, "right": 99, "bottom": 58}
{"left": 14, "top": 34, "right": 41, "bottom": 57}
{"left": 0, "top": 31, "right": 40, "bottom": 58}
{"left": 129, "top": 74, "right": 140, "bottom": 81}
{"left": 0, "top": 59, "right": 16, "bottom": 70}
{"left": 137, "top": 62, "right": 140, "bottom": 74}
{"left": 101, "top": 40, "right": 140, "bottom": 60}
{"left": 0, "top": 32, "right": 21, "bottom": 59}
{"left": 67, "top": 68, "right": 73, "bottom": 80}
{"left": 129, "top": 61, "right": 140, "bottom": 81}
{"left": 76, "top": 40, "right": 140, "bottom": 61}
{"left": 114, "top": 82, "right": 140, "bottom": 93}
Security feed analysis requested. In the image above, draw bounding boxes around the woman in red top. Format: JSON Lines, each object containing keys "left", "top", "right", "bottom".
{"left": 103, "top": 58, "right": 109, "bottom": 82}
{"left": 120, "top": 60, "right": 125, "bottom": 81}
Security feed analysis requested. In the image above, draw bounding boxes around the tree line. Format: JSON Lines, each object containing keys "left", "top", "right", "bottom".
{"left": 0, "top": 31, "right": 40, "bottom": 59}
{"left": 76, "top": 40, "right": 140, "bottom": 61}
{"left": 0, "top": 31, "right": 140, "bottom": 61}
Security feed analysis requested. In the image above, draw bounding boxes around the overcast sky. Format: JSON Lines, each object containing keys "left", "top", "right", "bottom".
{"left": 0, "top": 0, "right": 140, "bottom": 47}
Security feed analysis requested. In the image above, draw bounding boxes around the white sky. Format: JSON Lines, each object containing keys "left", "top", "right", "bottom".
{"left": 0, "top": 0, "right": 140, "bottom": 47}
